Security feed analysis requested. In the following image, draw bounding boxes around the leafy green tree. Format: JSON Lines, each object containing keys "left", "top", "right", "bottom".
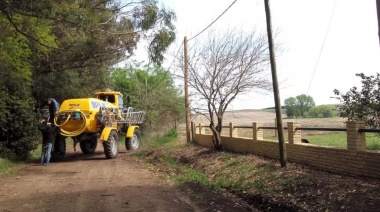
{"left": 109, "top": 64, "right": 184, "bottom": 133}
{"left": 284, "top": 97, "right": 297, "bottom": 118}
{"left": 284, "top": 94, "right": 315, "bottom": 118}
{"left": 29, "top": 0, "right": 176, "bottom": 103}
{"left": 307, "top": 105, "right": 335, "bottom": 118}
{"left": 0, "top": 72, "right": 38, "bottom": 160}
{"left": 334, "top": 73, "right": 380, "bottom": 128}
{"left": 0, "top": 0, "right": 176, "bottom": 159}
{"left": 0, "top": 7, "right": 54, "bottom": 160}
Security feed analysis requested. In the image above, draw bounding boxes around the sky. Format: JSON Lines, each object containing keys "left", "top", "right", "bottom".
{"left": 133, "top": 0, "right": 380, "bottom": 110}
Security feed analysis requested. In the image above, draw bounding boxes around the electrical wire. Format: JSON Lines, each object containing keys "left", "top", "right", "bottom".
{"left": 306, "top": 0, "right": 338, "bottom": 94}
{"left": 147, "top": 0, "right": 238, "bottom": 94}
{"left": 188, "top": 0, "right": 238, "bottom": 42}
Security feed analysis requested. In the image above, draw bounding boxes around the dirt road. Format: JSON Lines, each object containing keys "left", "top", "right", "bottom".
{"left": 0, "top": 145, "right": 255, "bottom": 212}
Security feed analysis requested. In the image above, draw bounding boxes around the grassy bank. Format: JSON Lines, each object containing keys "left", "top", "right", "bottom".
{"left": 134, "top": 130, "right": 380, "bottom": 211}
{"left": 0, "top": 158, "right": 17, "bottom": 176}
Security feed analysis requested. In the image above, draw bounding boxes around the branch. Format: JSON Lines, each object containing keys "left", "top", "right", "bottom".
{"left": 0, "top": 9, "right": 64, "bottom": 51}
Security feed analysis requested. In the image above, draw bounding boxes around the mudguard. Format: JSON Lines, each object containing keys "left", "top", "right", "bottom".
{"left": 100, "top": 127, "right": 117, "bottom": 142}
{"left": 126, "top": 126, "right": 139, "bottom": 138}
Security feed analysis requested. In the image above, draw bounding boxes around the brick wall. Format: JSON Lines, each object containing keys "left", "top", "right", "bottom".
{"left": 193, "top": 121, "right": 380, "bottom": 179}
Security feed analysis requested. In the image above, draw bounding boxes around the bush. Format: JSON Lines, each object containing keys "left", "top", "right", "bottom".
{"left": 165, "top": 128, "right": 178, "bottom": 138}
{"left": 334, "top": 73, "right": 380, "bottom": 129}
{"left": 0, "top": 76, "right": 39, "bottom": 160}
{"left": 307, "top": 105, "right": 336, "bottom": 118}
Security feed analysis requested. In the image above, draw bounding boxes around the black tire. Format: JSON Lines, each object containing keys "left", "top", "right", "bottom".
{"left": 103, "top": 130, "right": 119, "bottom": 159}
{"left": 125, "top": 128, "right": 141, "bottom": 150}
{"left": 51, "top": 133, "right": 66, "bottom": 161}
{"left": 80, "top": 136, "right": 98, "bottom": 154}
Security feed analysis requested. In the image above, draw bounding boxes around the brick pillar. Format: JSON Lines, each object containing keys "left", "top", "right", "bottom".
{"left": 229, "top": 123, "right": 238, "bottom": 138}
{"left": 252, "top": 122, "right": 263, "bottom": 142}
{"left": 198, "top": 123, "right": 205, "bottom": 135}
{"left": 287, "top": 122, "right": 301, "bottom": 144}
{"left": 346, "top": 121, "right": 366, "bottom": 151}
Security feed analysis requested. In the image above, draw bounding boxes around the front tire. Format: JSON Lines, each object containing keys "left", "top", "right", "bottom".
{"left": 125, "top": 128, "right": 141, "bottom": 150}
{"left": 80, "top": 136, "right": 98, "bottom": 154}
{"left": 103, "top": 130, "right": 119, "bottom": 159}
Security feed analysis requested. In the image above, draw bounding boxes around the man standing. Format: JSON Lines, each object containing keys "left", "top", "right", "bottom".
{"left": 38, "top": 116, "right": 54, "bottom": 166}
{"left": 39, "top": 98, "right": 59, "bottom": 124}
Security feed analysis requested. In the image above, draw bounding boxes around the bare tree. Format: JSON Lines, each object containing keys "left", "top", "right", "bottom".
{"left": 187, "top": 29, "right": 273, "bottom": 150}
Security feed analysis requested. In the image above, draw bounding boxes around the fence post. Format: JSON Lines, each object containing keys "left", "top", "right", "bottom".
{"left": 287, "top": 122, "right": 301, "bottom": 144}
{"left": 346, "top": 121, "right": 366, "bottom": 151}
{"left": 191, "top": 122, "right": 195, "bottom": 140}
{"left": 198, "top": 123, "right": 205, "bottom": 135}
{"left": 229, "top": 122, "right": 237, "bottom": 138}
{"left": 252, "top": 122, "right": 263, "bottom": 142}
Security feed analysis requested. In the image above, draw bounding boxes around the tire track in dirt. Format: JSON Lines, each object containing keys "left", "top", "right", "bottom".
{"left": 0, "top": 145, "right": 255, "bottom": 212}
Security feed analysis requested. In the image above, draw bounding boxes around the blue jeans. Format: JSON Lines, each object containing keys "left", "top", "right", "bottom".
{"left": 41, "top": 143, "right": 52, "bottom": 165}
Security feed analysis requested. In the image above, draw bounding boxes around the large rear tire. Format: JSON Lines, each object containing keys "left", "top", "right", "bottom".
{"left": 125, "top": 128, "right": 141, "bottom": 150}
{"left": 80, "top": 136, "right": 98, "bottom": 154}
{"left": 51, "top": 133, "right": 66, "bottom": 161}
{"left": 103, "top": 130, "right": 119, "bottom": 159}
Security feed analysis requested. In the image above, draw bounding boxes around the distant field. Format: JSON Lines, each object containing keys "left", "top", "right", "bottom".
{"left": 191, "top": 110, "right": 380, "bottom": 150}
{"left": 192, "top": 110, "right": 346, "bottom": 128}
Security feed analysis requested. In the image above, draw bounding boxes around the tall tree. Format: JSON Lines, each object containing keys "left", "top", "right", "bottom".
{"left": 284, "top": 94, "right": 315, "bottom": 118}
{"left": 334, "top": 73, "right": 380, "bottom": 129}
{"left": 1, "top": 0, "right": 176, "bottom": 102}
{"left": 0, "top": 3, "right": 55, "bottom": 159}
{"left": 284, "top": 97, "right": 297, "bottom": 118}
{"left": 296, "top": 94, "right": 315, "bottom": 117}
{"left": 109, "top": 64, "right": 184, "bottom": 133}
{"left": 0, "top": 0, "right": 176, "bottom": 159}
{"left": 186, "top": 29, "right": 272, "bottom": 150}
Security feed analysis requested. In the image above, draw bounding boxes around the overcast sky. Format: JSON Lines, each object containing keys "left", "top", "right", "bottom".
{"left": 134, "top": 0, "right": 380, "bottom": 110}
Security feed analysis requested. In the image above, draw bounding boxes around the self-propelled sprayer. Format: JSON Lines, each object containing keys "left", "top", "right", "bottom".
{"left": 52, "top": 90, "right": 145, "bottom": 160}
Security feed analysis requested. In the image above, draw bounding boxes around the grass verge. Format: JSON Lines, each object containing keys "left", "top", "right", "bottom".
{"left": 132, "top": 130, "right": 380, "bottom": 211}
{"left": 0, "top": 158, "right": 17, "bottom": 176}
{"left": 267, "top": 132, "right": 380, "bottom": 150}
{"left": 134, "top": 130, "right": 298, "bottom": 196}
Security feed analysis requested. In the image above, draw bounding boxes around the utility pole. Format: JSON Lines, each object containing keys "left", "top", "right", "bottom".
{"left": 184, "top": 36, "right": 191, "bottom": 143}
{"left": 264, "top": 0, "right": 287, "bottom": 167}
{"left": 377, "top": 0, "right": 380, "bottom": 44}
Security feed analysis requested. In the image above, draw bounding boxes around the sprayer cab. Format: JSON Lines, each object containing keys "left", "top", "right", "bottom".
{"left": 95, "top": 91, "right": 124, "bottom": 110}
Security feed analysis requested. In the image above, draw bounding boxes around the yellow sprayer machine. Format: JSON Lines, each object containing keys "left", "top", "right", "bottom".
{"left": 52, "top": 90, "right": 145, "bottom": 160}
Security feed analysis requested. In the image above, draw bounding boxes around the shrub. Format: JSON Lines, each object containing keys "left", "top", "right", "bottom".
{"left": 308, "top": 105, "right": 336, "bottom": 118}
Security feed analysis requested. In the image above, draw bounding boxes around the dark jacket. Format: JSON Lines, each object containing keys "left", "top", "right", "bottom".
{"left": 38, "top": 122, "right": 55, "bottom": 145}
{"left": 40, "top": 98, "right": 59, "bottom": 115}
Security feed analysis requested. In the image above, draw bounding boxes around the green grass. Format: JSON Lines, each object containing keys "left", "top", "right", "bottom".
{"left": 0, "top": 158, "right": 16, "bottom": 176}
{"left": 307, "top": 132, "right": 380, "bottom": 150}
{"left": 267, "top": 132, "right": 380, "bottom": 150}
{"left": 306, "top": 133, "right": 347, "bottom": 148}
{"left": 142, "top": 128, "right": 179, "bottom": 148}
{"left": 175, "top": 166, "right": 210, "bottom": 187}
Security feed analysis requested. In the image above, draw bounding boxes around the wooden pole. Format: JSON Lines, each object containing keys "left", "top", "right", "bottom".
{"left": 184, "top": 36, "right": 191, "bottom": 143}
{"left": 377, "top": 0, "right": 380, "bottom": 44}
{"left": 264, "top": 0, "right": 287, "bottom": 167}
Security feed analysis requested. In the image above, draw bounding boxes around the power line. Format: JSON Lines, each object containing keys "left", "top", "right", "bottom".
{"left": 306, "top": 0, "right": 338, "bottom": 94}
{"left": 188, "top": 0, "right": 238, "bottom": 42}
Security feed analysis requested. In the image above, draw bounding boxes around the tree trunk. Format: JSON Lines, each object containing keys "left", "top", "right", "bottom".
{"left": 210, "top": 122, "right": 223, "bottom": 150}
